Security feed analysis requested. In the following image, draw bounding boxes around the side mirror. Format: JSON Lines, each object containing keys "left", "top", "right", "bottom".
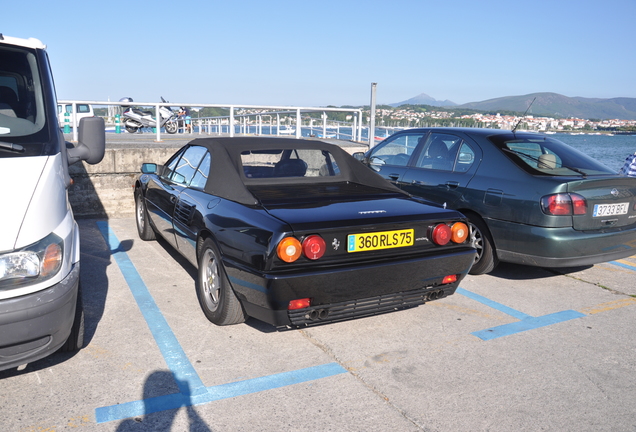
{"left": 67, "top": 117, "right": 106, "bottom": 165}
{"left": 141, "top": 163, "right": 157, "bottom": 174}
{"left": 352, "top": 152, "right": 366, "bottom": 162}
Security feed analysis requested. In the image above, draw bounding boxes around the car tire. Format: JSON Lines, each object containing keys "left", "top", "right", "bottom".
{"left": 466, "top": 214, "right": 498, "bottom": 275}
{"left": 197, "top": 238, "right": 246, "bottom": 326}
{"left": 135, "top": 190, "right": 156, "bottom": 241}
{"left": 60, "top": 283, "right": 85, "bottom": 352}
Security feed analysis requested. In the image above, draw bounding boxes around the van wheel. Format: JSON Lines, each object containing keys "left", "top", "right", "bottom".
{"left": 61, "top": 283, "right": 85, "bottom": 352}
{"left": 196, "top": 238, "right": 246, "bottom": 326}
{"left": 467, "top": 214, "right": 498, "bottom": 275}
{"left": 135, "top": 191, "right": 156, "bottom": 241}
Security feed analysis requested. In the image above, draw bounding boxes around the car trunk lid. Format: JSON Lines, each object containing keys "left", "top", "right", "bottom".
{"left": 567, "top": 176, "right": 636, "bottom": 231}
{"left": 249, "top": 183, "right": 455, "bottom": 231}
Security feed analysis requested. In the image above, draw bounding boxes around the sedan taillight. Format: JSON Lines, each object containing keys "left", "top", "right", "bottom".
{"left": 541, "top": 193, "right": 587, "bottom": 215}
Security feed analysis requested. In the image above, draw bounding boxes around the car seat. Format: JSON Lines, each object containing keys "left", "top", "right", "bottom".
{"left": 427, "top": 138, "right": 453, "bottom": 170}
{"left": 273, "top": 159, "right": 308, "bottom": 177}
{"left": 537, "top": 154, "right": 557, "bottom": 169}
{"left": 0, "top": 86, "right": 18, "bottom": 117}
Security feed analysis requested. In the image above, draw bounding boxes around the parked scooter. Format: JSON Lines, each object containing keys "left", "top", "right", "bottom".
{"left": 119, "top": 97, "right": 178, "bottom": 134}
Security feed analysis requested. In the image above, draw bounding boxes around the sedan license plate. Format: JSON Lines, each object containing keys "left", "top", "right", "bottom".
{"left": 347, "top": 229, "right": 414, "bottom": 253}
{"left": 593, "top": 202, "right": 629, "bottom": 217}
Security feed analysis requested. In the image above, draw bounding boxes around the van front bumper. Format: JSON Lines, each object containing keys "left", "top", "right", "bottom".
{"left": 0, "top": 263, "right": 79, "bottom": 372}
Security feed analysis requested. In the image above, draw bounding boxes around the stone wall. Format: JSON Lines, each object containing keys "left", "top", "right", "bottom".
{"left": 69, "top": 147, "right": 180, "bottom": 219}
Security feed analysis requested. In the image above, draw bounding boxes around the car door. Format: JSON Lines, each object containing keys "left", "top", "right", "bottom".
{"left": 400, "top": 132, "right": 482, "bottom": 208}
{"left": 172, "top": 147, "right": 211, "bottom": 266}
{"left": 366, "top": 131, "right": 427, "bottom": 186}
{"left": 144, "top": 148, "right": 188, "bottom": 249}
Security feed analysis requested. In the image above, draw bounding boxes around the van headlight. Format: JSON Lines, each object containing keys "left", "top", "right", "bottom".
{"left": 0, "top": 233, "right": 64, "bottom": 289}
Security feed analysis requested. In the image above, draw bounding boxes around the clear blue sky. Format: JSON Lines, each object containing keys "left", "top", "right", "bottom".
{"left": 4, "top": 0, "right": 635, "bottom": 107}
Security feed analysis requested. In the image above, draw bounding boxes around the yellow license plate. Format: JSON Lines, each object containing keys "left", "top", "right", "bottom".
{"left": 347, "top": 229, "right": 414, "bottom": 253}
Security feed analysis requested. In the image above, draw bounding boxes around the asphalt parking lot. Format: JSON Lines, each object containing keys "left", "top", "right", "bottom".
{"left": 1, "top": 218, "right": 635, "bottom": 432}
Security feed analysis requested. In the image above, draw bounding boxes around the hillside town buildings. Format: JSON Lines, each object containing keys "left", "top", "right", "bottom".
{"left": 375, "top": 107, "right": 636, "bottom": 131}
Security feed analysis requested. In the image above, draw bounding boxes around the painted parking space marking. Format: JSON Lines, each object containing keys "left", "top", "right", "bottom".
{"left": 95, "top": 222, "right": 346, "bottom": 424}
{"left": 609, "top": 259, "right": 636, "bottom": 272}
{"left": 456, "top": 288, "right": 585, "bottom": 341}
{"left": 579, "top": 298, "right": 636, "bottom": 315}
{"left": 95, "top": 363, "right": 346, "bottom": 423}
{"left": 96, "top": 222, "right": 206, "bottom": 396}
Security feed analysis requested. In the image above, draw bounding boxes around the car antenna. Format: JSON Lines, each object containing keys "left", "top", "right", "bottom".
{"left": 512, "top": 97, "right": 536, "bottom": 133}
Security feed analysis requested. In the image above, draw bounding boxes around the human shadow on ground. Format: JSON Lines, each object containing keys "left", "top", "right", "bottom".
{"left": 115, "top": 370, "right": 213, "bottom": 432}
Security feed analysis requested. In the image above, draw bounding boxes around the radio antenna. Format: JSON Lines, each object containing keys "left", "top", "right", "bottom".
{"left": 512, "top": 97, "right": 536, "bottom": 133}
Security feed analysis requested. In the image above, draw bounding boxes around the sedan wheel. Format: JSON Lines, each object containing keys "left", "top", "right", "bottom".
{"left": 467, "top": 215, "right": 498, "bottom": 275}
{"left": 196, "top": 239, "right": 246, "bottom": 326}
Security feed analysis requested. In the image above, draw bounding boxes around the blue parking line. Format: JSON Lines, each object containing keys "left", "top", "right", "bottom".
{"left": 471, "top": 310, "right": 585, "bottom": 341}
{"left": 457, "top": 287, "right": 585, "bottom": 341}
{"left": 610, "top": 260, "right": 636, "bottom": 271}
{"left": 456, "top": 288, "right": 531, "bottom": 320}
{"left": 94, "top": 222, "right": 347, "bottom": 423}
{"left": 96, "top": 222, "right": 206, "bottom": 396}
{"left": 95, "top": 362, "right": 346, "bottom": 423}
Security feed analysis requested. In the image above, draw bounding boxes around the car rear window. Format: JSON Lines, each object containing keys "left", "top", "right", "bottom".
{"left": 489, "top": 134, "right": 616, "bottom": 176}
{"left": 241, "top": 148, "right": 340, "bottom": 179}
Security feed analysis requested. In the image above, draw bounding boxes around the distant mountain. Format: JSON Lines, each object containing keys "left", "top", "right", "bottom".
{"left": 390, "top": 91, "right": 636, "bottom": 120}
{"left": 457, "top": 92, "right": 636, "bottom": 120}
{"left": 390, "top": 93, "right": 457, "bottom": 108}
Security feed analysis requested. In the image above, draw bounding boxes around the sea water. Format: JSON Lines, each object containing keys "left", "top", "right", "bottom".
{"left": 238, "top": 125, "right": 636, "bottom": 172}
{"left": 550, "top": 133, "right": 636, "bottom": 172}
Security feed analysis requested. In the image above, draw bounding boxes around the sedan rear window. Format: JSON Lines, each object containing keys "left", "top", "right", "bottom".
{"left": 489, "top": 134, "right": 616, "bottom": 176}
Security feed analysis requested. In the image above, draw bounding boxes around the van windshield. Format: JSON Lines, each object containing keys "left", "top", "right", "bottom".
{"left": 0, "top": 42, "right": 50, "bottom": 157}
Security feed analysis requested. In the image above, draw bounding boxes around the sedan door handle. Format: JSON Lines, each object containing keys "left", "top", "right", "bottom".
{"left": 170, "top": 195, "right": 177, "bottom": 203}
{"left": 388, "top": 173, "right": 400, "bottom": 181}
{"left": 446, "top": 181, "right": 460, "bottom": 189}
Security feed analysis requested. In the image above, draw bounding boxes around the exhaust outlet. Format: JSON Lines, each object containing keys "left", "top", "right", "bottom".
{"left": 318, "top": 309, "right": 329, "bottom": 320}
{"left": 309, "top": 310, "right": 320, "bottom": 321}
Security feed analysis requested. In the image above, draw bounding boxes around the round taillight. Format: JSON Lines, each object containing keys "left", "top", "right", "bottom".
{"left": 451, "top": 222, "right": 468, "bottom": 243}
{"left": 431, "top": 224, "right": 451, "bottom": 246}
{"left": 302, "top": 235, "right": 326, "bottom": 260}
{"left": 277, "top": 237, "right": 302, "bottom": 262}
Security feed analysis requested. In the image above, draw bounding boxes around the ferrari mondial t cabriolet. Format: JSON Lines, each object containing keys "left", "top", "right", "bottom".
{"left": 133, "top": 137, "right": 476, "bottom": 327}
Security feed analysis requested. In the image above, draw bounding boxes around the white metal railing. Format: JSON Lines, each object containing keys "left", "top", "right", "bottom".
{"left": 58, "top": 100, "right": 366, "bottom": 144}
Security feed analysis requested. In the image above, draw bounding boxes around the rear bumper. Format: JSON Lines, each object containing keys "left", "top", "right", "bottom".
{"left": 227, "top": 248, "right": 476, "bottom": 327}
{"left": 489, "top": 218, "right": 636, "bottom": 268}
{"left": 0, "top": 264, "right": 79, "bottom": 372}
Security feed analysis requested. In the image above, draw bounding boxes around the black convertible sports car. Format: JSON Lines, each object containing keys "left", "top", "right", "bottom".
{"left": 133, "top": 137, "right": 476, "bottom": 327}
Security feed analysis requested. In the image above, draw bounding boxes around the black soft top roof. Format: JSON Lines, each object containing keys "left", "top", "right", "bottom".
{"left": 185, "top": 137, "right": 406, "bottom": 205}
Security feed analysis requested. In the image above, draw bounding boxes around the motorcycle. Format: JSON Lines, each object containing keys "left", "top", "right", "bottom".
{"left": 119, "top": 97, "right": 179, "bottom": 134}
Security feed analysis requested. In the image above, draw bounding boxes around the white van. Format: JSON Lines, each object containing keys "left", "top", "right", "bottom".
{"left": 58, "top": 103, "right": 94, "bottom": 128}
{"left": 0, "top": 34, "right": 105, "bottom": 371}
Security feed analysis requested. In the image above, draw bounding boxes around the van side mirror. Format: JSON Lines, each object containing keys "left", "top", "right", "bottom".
{"left": 67, "top": 117, "right": 106, "bottom": 165}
